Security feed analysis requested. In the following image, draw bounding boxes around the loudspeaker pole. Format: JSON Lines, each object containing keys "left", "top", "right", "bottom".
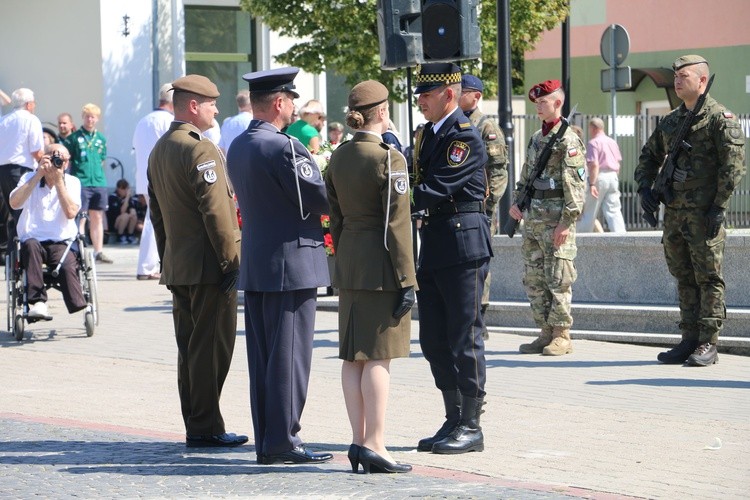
{"left": 562, "top": 9, "right": 571, "bottom": 117}
{"left": 497, "top": 0, "right": 514, "bottom": 227}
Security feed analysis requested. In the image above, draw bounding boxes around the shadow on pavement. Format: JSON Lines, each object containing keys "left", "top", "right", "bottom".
{"left": 587, "top": 378, "right": 750, "bottom": 389}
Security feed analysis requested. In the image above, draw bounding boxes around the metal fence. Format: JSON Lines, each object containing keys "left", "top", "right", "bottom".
{"left": 499, "top": 113, "right": 750, "bottom": 231}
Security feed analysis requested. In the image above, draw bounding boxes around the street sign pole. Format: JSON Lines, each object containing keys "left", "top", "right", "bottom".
{"left": 610, "top": 24, "right": 617, "bottom": 140}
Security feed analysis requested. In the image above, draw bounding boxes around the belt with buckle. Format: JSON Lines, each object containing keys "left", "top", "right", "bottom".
{"left": 532, "top": 189, "right": 564, "bottom": 199}
{"left": 426, "top": 201, "right": 484, "bottom": 216}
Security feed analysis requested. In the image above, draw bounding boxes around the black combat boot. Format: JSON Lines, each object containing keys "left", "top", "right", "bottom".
{"left": 431, "top": 396, "right": 484, "bottom": 454}
{"left": 686, "top": 343, "right": 718, "bottom": 366}
{"left": 417, "top": 389, "right": 461, "bottom": 451}
{"left": 657, "top": 338, "right": 699, "bottom": 364}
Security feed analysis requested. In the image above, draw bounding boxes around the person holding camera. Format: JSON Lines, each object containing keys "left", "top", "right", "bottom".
{"left": 9, "top": 143, "right": 86, "bottom": 320}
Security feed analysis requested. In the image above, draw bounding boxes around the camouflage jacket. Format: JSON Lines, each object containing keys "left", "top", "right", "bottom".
{"left": 635, "top": 95, "right": 746, "bottom": 210}
{"left": 514, "top": 121, "right": 586, "bottom": 228}
{"left": 466, "top": 108, "right": 508, "bottom": 209}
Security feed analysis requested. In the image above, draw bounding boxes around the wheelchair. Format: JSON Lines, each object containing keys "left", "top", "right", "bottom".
{"left": 5, "top": 231, "right": 99, "bottom": 341}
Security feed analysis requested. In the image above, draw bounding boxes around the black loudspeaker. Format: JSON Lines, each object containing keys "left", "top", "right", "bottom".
{"left": 421, "top": 0, "right": 480, "bottom": 62}
{"left": 377, "top": 0, "right": 423, "bottom": 70}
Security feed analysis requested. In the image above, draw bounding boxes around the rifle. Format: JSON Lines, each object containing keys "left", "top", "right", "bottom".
{"left": 503, "top": 106, "right": 576, "bottom": 238}
{"left": 642, "top": 74, "right": 715, "bottom": 227}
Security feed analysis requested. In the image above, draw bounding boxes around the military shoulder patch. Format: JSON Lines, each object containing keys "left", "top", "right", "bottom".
{"left": 447, "top": 141, "right": 470, "bottom": 167}
{"left": 568, "top": 147, "right": 579, "bottom": 157}
{"left": 723, "top": 111, "right": 734, "bottom": 119}
{"left": 393, "top": 176, "right": 408, "bottom": 195}
{"left": 577, "top": 167, "right": 585, "bottom": 181}
{"left": 196, "top": 160, "right": 216, "bottom": 172}
{"left": 487, "top": 133, "right": 497, "bottom": 140}
{"left": 203, "top": 169, "right": 217, "bottom": 184}
{"left": 295, "top": 157, "right": 314, "bottom": 178}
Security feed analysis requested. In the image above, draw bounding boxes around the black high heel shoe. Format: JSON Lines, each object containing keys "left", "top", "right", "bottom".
{"left": 347, "top": 444, "right": 361, "bottom": 473}
{"left": 358, "top": 446, "right": 412, "bottom": 474}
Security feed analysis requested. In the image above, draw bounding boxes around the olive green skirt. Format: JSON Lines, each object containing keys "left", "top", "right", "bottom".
{"left": 338, "top": 288, "right": 411, "bottom": 361}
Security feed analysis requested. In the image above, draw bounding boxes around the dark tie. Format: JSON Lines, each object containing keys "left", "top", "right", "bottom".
{"left": 422, "top": 125, "right": 435, "bottom": 147}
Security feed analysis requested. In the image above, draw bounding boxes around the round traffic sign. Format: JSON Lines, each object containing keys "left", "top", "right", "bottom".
{"left": 600, "top": 24, "right": 630, "bottom": 67}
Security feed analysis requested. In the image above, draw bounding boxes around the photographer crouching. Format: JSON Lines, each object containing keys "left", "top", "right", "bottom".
{"left": 9, "top": 143, "right": 86, "bottom": 320}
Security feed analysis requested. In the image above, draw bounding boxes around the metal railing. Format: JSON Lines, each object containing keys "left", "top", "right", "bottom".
{"left": 499, "top": 113, "right": 750, "bottom": 230}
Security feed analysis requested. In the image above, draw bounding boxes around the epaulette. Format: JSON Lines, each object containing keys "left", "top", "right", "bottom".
{"left": 188, "top": 130, "right": 201, "bottom": 140}
{"left": 459, "top": 122, "right": 472, "bottom": 129}
{"left": 379, "top": 142, "right": 391, "bottom": 151}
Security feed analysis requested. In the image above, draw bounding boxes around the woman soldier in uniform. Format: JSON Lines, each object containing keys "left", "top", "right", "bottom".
{"left": 325, "top": 80, "right": 416, "bottom": 474}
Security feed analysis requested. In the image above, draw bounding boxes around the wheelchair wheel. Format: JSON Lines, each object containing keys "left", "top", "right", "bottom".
{"left": 84, "top": 310, "right": 95, "bottom": 337}
{"left": 83, "top": 248, "right": 99, "bottom": 326}
{"left": 6, "top": 253, "right": 12, "bottom": 333}
{"left": 14, "top": 314, "right": 24, "bottom": 341}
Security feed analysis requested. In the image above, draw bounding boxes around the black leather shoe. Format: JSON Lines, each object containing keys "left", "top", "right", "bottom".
{"left": 185, "top": 432, "right": 248, "bottom": 448}
{"left": 260, "top": 445, "right": 333, "bottom": 465}
{"left": 358, "top": 446, "right": 412, "bottom": 474}
{"left": 657, "top": 338, "right": 699, "bottom": 364}
{"left": 347, "top": 443, "right": 361, "bottom": 473}
{"left": 686, "top": 343, "right": 719, "bottom": 366}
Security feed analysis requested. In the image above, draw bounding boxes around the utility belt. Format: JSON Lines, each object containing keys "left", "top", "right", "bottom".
{"left": 425, "top": 200, "right": 484, "bottom": 217}
{"left": 672, "top": 177, "right": 713, "bottom": 191}
{"left": 532, "top": 189, "right": 564, "bottom": 200}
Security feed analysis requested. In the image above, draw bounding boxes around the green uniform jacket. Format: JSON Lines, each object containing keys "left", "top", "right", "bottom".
{"left": 325, "top": 131, "right": 416, "bottom": 291}
{"left": 467, "top": 108, "right": 509, "bottom": 214}
{"left": 147, "top": 122, "right": 240, "bottom": 286}
{"left": 635, "top": 95, "right": 746, "bottom": 211}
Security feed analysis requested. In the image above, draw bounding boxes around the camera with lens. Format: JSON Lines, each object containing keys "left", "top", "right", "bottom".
{"left": 51, "top": 151, "right": 65, "bottom": 168}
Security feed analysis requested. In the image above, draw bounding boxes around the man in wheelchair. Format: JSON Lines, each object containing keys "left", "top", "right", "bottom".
{"left": 9, "top": 143, "right": 86, "bottom": 320}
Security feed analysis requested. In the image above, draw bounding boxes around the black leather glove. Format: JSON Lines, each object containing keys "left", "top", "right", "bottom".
{"left": 705, "top": 205, "right": 725, "bottom": 239}
{"left": 219, "top": 269, "right": 240, "bottom": 294}
{"left": 639, "top": 188, "right": 659, "bottom": 214}
{"left": 392, "top": 286, "right": 415, "bottom": 320}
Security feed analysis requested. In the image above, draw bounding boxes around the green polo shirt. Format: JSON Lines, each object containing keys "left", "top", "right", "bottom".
{"left": 285, "top": 119, "right": 320, "bottom": 151}
{"left": 64, "top": 128, "right": 107, "bottom": 187}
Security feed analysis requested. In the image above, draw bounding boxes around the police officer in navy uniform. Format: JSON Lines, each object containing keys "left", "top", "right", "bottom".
{"left": 148, "top": 74, "right": 245, "bottom": 448}
{"left": 411, "top": 63, "right": 491, "bottom": 455}
{"left": 226, "top": 67, "right": 333, "bottom": 465}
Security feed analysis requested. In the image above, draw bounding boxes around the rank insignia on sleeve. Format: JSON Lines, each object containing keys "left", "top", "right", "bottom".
{"left": 447, "top": 141, "right": 470, "bottom": 166}
{"left": 567, "top": 147, "right": 579, "bottom": 157}
{"left": 197, "top": 160, "right": 217, "bottom": 172}
{"left": 577, "top": 167, "right": 585, "bottom": 181}
{"left": 394, "top": 177, "right": 408, "bottom": 195}
{"left": 203, "top": 169, "right": 217, "bottom": 184}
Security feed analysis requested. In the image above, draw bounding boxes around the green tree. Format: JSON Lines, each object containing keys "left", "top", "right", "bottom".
{"left": 239, "top": 0, "right": 569, "bottom": 99}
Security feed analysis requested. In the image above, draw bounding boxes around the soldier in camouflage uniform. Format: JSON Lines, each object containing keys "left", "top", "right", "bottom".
{"left": 635, "top": 55, "right": 746, "bottom": 367}
{"left": 509, "top": 80, "right": 586, "bottom": 356}
{"left": 459, "top": 74, "right": 509, "bottom": 340}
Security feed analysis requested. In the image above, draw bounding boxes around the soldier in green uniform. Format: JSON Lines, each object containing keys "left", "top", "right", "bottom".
{"left": 509, "top": 80, "right": 586, "bottom": 356}
{"left": 459, "top": 74, "right": 509, "bottom": 339}
{"left": 635, "top": 55, "right": 746, "bottom": 366}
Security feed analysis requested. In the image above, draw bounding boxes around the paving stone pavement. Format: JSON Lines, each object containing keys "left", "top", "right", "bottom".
{"left": 1, "top": 246, "right": 748, "bottom": 499}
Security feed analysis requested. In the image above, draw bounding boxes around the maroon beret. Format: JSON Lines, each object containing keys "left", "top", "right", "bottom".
{"left": 528, "top": 80, "right": 562, "bottom": 102}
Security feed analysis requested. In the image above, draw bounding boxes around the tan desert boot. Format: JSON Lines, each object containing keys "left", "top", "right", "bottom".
{"left": 542, "top": 326, "right": 573, "bottom": 356}
{"left": 519, "top": 325, "right": 553, "bottom": 354}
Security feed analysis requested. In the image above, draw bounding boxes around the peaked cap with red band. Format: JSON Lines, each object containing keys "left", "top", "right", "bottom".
{"left": 528, "top": 80, "right": 562, "bottom": 103}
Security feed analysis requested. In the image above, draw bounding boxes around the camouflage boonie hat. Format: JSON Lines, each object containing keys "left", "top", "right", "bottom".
{"left": 672, "top": 55, "right": 708, "bottom": 71}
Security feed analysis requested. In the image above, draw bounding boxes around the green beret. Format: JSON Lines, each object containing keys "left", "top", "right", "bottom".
{"left": 672, "top": 55, "right": 708, "bottom": 71}
{"left": 171, "top": 74, "right": 220, "bottom": 98}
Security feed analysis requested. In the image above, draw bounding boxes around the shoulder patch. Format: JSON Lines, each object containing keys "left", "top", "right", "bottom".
{"left": 393, "top": 176, "right": 408, "bottom": 195}
{"left": 723, "top": 111, "right": 734, "bottom": 119}
{"left": 577, "top": 167, "right": 585, "bottom": 181}
{"left": 447, "top": 141, "right": 470, "bottom": 167}
{"left": 487, "top": 133, "right": 497, "bottom": 141}
{"left": 568, "top": 147, "right": 579, "bottom": 157}
{"left": 203, "top": 169, "right": 217, "bottom": 184}
{"left": 295, "top": 156, "right": 314, "bottom": 178}
{"left": 196, "top": 160, "right": 216, "bottom": 172}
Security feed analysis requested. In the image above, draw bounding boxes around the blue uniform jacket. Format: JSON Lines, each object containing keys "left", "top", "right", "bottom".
{"left": 227, "top": 119, "right": 330, "bottom": 291}
{"left": 413, "top": 107, "right": 492, "bottom": 270}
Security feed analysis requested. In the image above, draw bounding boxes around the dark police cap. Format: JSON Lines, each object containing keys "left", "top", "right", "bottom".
{"left": 528, "top": 79, "right": 562, "bottom": 102}
{"left": 171, "top": 74, "right": 220, "bottom": 98}
{"left": 348, "top": 80, "right": 389, "bottom": 111}
{"left": 672, "top": 54, "right": 708, "bottom": 71}
{"left": 413, "top": 63, "right": 462, "bottom": 94}
{"left": 461, "top": 74, "right": 484, "bottom": 93}
{"left": 242, "top": 67, "right": 300, "bottom": 98}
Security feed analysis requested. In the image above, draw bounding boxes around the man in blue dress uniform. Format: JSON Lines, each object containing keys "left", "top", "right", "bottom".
{"left": 226, "top": 67, "right": 333, "bottom": 465}
{"left": 411, "top": 63, "right": 491, "bottom": 455}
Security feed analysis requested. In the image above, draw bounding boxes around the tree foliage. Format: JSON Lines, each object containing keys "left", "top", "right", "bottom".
{"left": 239, "top": 0, "right": 569, "bottom": 100}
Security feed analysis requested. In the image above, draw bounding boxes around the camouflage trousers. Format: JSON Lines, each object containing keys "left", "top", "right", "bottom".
{"left": 481, "top": 171, "right": 508, "bottom": 306}
{"left": 521, "top": 221, "right": 577, "bottom": 329}
{"left": 663, "top": 208, "right": 726, "bottom": 344}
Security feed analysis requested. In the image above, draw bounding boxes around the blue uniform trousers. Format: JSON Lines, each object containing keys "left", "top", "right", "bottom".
{"left": 417, "top": 258, "right": 489, "bottom": 398}
{"left": 244, "top": 288, "right": 316, "bottom": 456}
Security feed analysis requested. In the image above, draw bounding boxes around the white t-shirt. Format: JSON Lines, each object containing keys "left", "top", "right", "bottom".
{"left": 132, "top": 109, "right": 173, "bottom": 195}
{"left": 13, "top": 171, "right": 82, "bottom": 242}
{"left": 0, "top": 109, "right": 44, "bottom": 168}
{"left": 219, "top": 111, "right": 252, "bottom": 152}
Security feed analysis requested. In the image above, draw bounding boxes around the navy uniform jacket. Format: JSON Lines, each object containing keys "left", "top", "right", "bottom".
{"left": 413, "top": 107, "right": 492, "bottom": 270}
{"left": 227, "top": 119, "right": 330, "bottom": 291}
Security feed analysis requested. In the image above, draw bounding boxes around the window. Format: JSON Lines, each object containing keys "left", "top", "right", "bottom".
{"left": 184, "top": 5, "right": 256, "bottom": 122}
